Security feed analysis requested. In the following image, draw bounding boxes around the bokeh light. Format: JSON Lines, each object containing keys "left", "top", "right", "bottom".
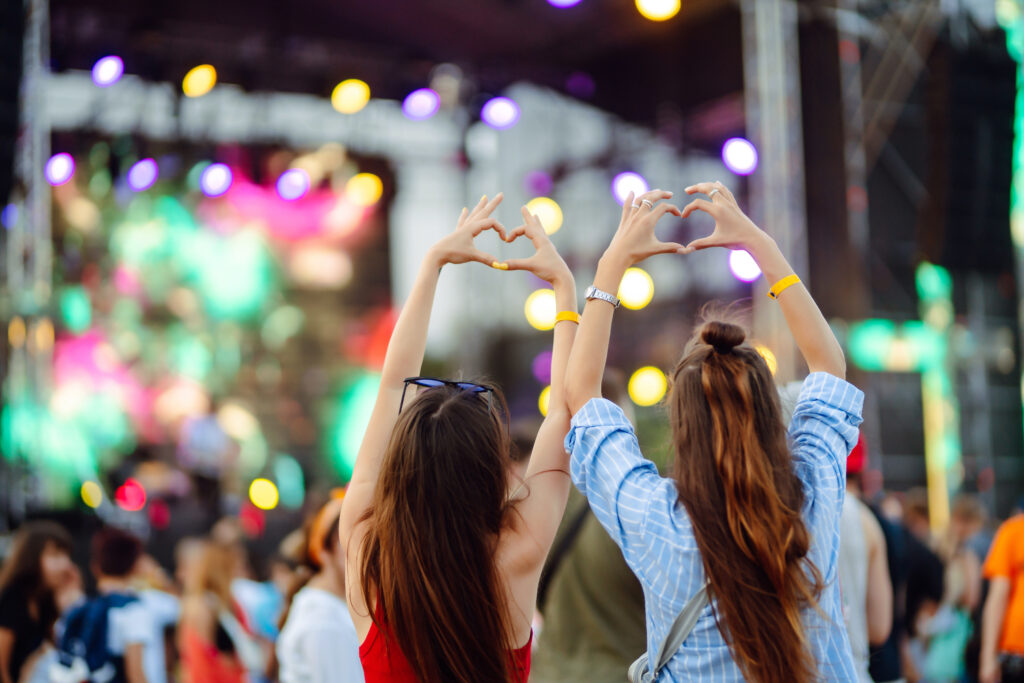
{"left": 91, "top": 56, "right": 124, "bottom": 87}
{"left": 755, "top": 344, "right": 778, "bottom": 375}
{"left": 346, "top": 172, "right": 383, "bottom": 206}
{"left": 81, "top": 481, "right": 103, "bottom": 508}
{"left": 126, "top": 158, "right": 158, "bottom": 191}
{"left": 618, "top": 267, "right": 655, "bottom": 310}
{"left": 548, "top": 0, "right": 583, "bottom": 6}
{"left": 481, "top": 97, "right": 520, "bottom": 129}
{"left": 525, "top": 171, "right": 553, "bottom": 196}
{"left": 612, "top": 171, "right": 649, "bottom": 205}
{"left": 1, "top": 203, "right": 17, "bottom": 228}
{"left": 728, "top": 249, "right": 762, "bottom": 282}
{"left": 566, "top": 72, "right": 596, "bottom": 98}
{"left": 539, "top": 386, "right": 552, "bottom": 416}
{"left": 636, "top": 0, "right": 681, "bottom": 21}
{"left": 45, "top": 153, "right": 75, "bottom": 186}
{"left": 331, "top": 79, "right": 370, "bottom": 114}
{"left": 722, "top": 137, "right": 759, "bottom": 175}
{"left": 199, "top": 163, "right": 233, "bottom": 197}
{"left": 526, "top": 197, "right": 563, "bottom": 235}
{"left": 402, "top": 88, "right": 441, "bottom": 120}
{"left": 249, "top": 478, "right": 279, "bottom": 510}
{"left": 276, "top": 169, "right": 310, "bottom": 201}
{"left": 629, "top": 366, "right": 668, "bottom": 406}
{"left": 525, "top": 288, "right": 557, "bottom": 331}
{"left": 114, "top": 478, "right": 146, "bottom": 511}
{"left": 532, "top": 350, "right": 553, "bottom": 384}
{"left": 182, "top": 64, "right": 217, "bottom": 98}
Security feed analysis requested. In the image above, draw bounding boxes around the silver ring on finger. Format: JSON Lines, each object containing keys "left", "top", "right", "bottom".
{"left": 708, "top": 188, "right": 721, "bottom": 198}
{"left": 632, "top": 202, "right": 643, "bottom": 209}
{"left": 641, "top": 199, "right": 654, "bottom": 210}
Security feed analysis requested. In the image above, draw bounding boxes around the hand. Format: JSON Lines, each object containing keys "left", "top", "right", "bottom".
{"left": 428, "top": 193, "right": 508, "bottom": 268}
{"left": 501, "top": 207, "right": 572, "bottom": 285}
{"left": 682, "top": 181, "right": 769, "bottom": 252}
{"left": 603, "top": 189, "right": 687, "bottom": 267}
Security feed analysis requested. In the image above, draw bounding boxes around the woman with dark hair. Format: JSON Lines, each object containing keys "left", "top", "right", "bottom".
{"left": 277, "top": 491, "right": 363, "bottom": 682}
{"left": 0, "top": 521, "right": 74, "bottom": 683}
{"left": 563, "top": 182, "right": 863, "bottom": 682}
{"left": 339, "top": 194, "right": 578, "bottom": 682}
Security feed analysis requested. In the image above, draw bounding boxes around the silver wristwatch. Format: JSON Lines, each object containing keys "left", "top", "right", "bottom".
{"left": 584, "top": 285, "right": 621, "bottom": 309}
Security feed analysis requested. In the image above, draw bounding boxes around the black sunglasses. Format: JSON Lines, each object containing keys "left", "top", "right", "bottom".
{"left": 399, "top": 376, "right": 495, "bottom": 413}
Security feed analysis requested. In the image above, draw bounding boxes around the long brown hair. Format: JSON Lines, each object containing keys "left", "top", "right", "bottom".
{"left": 358, "top": 382, "right": 517, "bottom": 683}
{"left": 0, "top": 521, "right": 72, "bottom": 639}
{"left": 669, "top": 318, "right": 823, "bottom": 683}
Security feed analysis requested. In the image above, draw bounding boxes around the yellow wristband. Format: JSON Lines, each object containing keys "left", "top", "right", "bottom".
{"left": 768, "top": 274, "right": 801, "bottom": 300}
{"left": 555, "top": 311, "right": 581, "bottom": 325}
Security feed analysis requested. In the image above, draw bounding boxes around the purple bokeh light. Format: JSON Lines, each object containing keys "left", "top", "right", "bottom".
{"left": 1, "top": 204, "right": 17, "bottom": 229}
{"left": 127, "top": 158, "right": 159, "bottom": 191}
{"left": 611, "top": 171, "right": 649, "bottom": 205}
{"left": 402, "top": 88, "right": 441, "bottom": 120}
{"left": 532, "top": 351, "right": 553, "bottom": 384}
{"left": 199, "top": 163, "right": 233, "bottom": 197}
{"left": 45, "top": 153, "right": 75, "bottom": 186}
{"left": 524, "top": 170, "right": 553, "bottom": 196}
{"left": 728, "top": 249, "right": 762, "bottom": 282}
{"left": 276, "top": 169, "right": 310, "bottom": 201}
{"left": 91, "top": 56, "right": 124, "bottom": 87}
{"left": 481, "top": 97, "right": 520, "bottom": 130}
{"left": 548, "top": 0, "right": 584, "bottom": 6}
{"left": 722, "top": 137, "right": 758, "bottom": 175}
{"left": 566, "top": 72, "right": 596, "bottom": 98}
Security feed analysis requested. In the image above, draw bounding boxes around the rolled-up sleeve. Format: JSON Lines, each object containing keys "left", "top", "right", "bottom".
{"left": 788, "top": 373, "right": 864, "bottom": 545}
{"left": 565, "top": 398, "right": 687, "bottom": 585}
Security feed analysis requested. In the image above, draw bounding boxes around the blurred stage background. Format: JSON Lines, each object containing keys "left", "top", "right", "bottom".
{"left": 1, "top": 0, "right": 1022, "bottom": 561}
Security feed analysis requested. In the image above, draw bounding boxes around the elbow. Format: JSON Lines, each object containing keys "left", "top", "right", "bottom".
{"left": 868, "top": 615, "right": 892, "bottom": 646}
{"left": 564, "top": 383, "right": 589, "bottom": 418}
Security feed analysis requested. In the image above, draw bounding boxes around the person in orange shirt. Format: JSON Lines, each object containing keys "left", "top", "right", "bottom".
{"left": 981, "top": 514, "right": 1024, "bottom": 683}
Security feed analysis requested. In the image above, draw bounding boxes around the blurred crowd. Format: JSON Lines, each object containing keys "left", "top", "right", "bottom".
{"left": 1, "top": 462, "right": 1022, "bottom": 683}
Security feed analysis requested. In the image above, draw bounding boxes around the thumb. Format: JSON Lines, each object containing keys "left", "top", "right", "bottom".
{"left": 503, "top": 257, "right": 534, "bottom": 272}
{"left": 471, "top": 249, "right": 499, "bottom": 266}
{"left": 654, "top": 241, "right": 686, "bottom": 255}
{"left": 685, "top": 236, "right": 718, "bottom": 251}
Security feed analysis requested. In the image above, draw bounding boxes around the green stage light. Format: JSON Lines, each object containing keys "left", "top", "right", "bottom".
{"left": 274, "top": 454, "right": 305, "bottom": 509}
{"left": 327, "top": 372, "right": 381, "bottom": 480}
{"left": 60, "top": 286, "right": 92, "bottom": 334}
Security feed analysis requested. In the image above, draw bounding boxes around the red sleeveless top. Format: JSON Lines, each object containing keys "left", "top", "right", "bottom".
{"left": 358, "top": 601, "right": 532, "bottom": 682}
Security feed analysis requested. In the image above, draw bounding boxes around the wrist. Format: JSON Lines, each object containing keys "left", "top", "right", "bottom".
{"left": 594, "top": 255, "right": 628, "bottom": 294}
{"left": 424, "top": 247, "right": 447, "bottom": 270}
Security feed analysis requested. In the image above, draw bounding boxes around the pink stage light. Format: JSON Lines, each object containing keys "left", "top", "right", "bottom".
{"left": 611, "top": 171, "right": 648, "bottom": 205}
{"left": 481, "top": 97, "right": 520, "bottom": 129}
{"left": 728, "top": 249, "right": 761, "bottom": 282}
{"left": 45, "top": 153, "right": 75, "bottom": 186}
{"left": 402, "top": 88, "right": 441, "bottom": 120}
{"left": 722, "top": 137, "right": 758, "bottom": 175}
{"left": 276, "top": 169, "right": 310, "bottom": 201}
{"left": 127, "top": 159, "right": 159, "bottom": 191}
{"left": 91, "top": 56, "right": 124, "bottom": 87}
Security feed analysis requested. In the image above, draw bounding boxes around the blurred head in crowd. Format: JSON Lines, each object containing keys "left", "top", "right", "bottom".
{"left": 190, "top": 540, "right": 244, "bottom": 606}
{"left": 91, "top": 526, "right": 143, "bottom": 580}
{"left": 949, "top": 493, "right": 986, "bottom": 542}
{"left": 359, "top": 381, "right": 517, "bottom": 682}
{"left": 175, "top": 537, "right": 207, "bottom": 593}
{"left": 667, "top": 317, "right": 822, "bottom": 683}
{"left": 0, "top": 521, "right": 74, "bottom": 627}
{"left": 904, "top": 487, "right": 932, "bottom": 541}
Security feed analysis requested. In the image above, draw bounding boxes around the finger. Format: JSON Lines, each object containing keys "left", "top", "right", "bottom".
{"left": 676, "top": 244, "right": 696, "bottom": 255}
{"left": 637, "top": 189, "right": 674, "bottom": 206}
{"left": 455, "top": 207, "right": 469, "bottom": 228}
{"left": 620, "top": 192, "right": 635, "bottom": 223}
{"left": 503, "top": 256, "right": 535, "bottom": 272}
{"left": 653, "top": 240, "right": 686, "bottom": 255}
{"left": 467, "top": 194, "right": 489, "bottom": 221}
{"left": 651, "top": 203, "right": 682, "bottom": 219}
{"left": 506, "top": 225, "right": 528, "bottom": 242}
{"left": 519, "top": 207, "right": 540, "bottom": 235}
{"left": 685, "top": 236, "right": 718, "bottom": 251}
{"left": 472, "top": 249, "right": 500, "bottom": 266}
{"left": 713, "top": 180, "right": 737, "bottom": 205}
{"left": 684, "top": 182, "right": 718, "bottom": 197}
{"left": 480, "top": 192, "right": 504, "bottom": 218}
{"left": 470, "top": 217, "right": 507, "bottom": 240}
{"left": 680, "top": 198, "right": 717, "bottom": 219}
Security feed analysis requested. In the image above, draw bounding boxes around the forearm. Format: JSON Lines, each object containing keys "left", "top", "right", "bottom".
{"left": 565, "top": 255, "right": 626, "bottom": 414}
{"left": 981, "top": 584, "right": 1008, "bottom": 668}
{"left": 379, "top": 255, "right": 443, "bottom": 388}
{"left": 546, "top": 274, "right": 577, "bottom": 408}
{"left": 747, "top": 234, "right": 846, "bottom": 378}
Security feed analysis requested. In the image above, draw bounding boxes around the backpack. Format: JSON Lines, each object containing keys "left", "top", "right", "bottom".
{"left": 52, "top": 592, "right": 140, "bottom": 683}
{"left": 627, "top": 583, "right": 709, "bottom": 683}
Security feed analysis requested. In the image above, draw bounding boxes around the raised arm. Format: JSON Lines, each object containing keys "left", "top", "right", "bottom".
{"left": 340, "top": 194, "right": 507, "bottom": 546}
{"left": 564, "top": 190, "right": 684, "bottom": 415}
{"left": 683, "top": 181, "right": 846, "bottom": 379}
{"left": 498, "top": 208, "right": 577, "bottom": 569}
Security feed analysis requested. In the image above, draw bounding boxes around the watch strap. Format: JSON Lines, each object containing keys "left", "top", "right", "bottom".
{"left": 585, "top": 285, "right": 621, "bottom": 309}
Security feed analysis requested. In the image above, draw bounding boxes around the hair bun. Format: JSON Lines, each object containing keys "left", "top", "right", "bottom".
{"left": 701, "top": 320, "right": 746, "bottom": 353}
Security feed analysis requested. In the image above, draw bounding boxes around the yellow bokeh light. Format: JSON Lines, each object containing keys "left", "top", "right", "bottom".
{"left": 755, "top": 344, "right": 778, "bottom": 375}
{"left": 182, "top": 65, "right": 217, "bottom": 98}
{"left": 538, "top": 385, "right": 552, "bottom": 416}
{"left": 8, "top": 316, "right": 25, "bottom": 348}
{"left": 526, "top": 197, "right": 563, "bottom": 235}
{"left": 249, "top": 478, "right": 279, "bottom": 511}
{"left": 331, "top": 79, "right": 370, "bottom": 114}
{"left": 346, "top": 172, "right": 383, "bottom": 206}
{"left": 636, "top": 0, "right": 680, "bottom": 21}
{"left": 81, "top": 481, "right": 103, "bottom": 509}
{"left": 628, "top": 366, "right": 668, "bottom": 407}
{"left": 34, "top": 318, "right": 54, "bottom": 351}
{"left": 618, "top": 267, "right": 655, "bottom": 310}
{"left": 524, "top": 288, "right": 557, "bottom": 331}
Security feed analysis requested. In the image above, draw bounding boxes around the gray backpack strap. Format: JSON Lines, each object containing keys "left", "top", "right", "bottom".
{"left": 650, "top": 582, "right": 710, "bottom": 677}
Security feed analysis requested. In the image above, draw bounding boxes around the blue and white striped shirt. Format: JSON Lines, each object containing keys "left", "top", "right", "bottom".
{"left": 566, "top": 372, "right": 864, "bottom": 682}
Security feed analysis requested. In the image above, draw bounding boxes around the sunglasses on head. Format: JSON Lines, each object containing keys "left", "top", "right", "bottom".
{"left": 399, "top": 376, "right": 495, "bottom": 413}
